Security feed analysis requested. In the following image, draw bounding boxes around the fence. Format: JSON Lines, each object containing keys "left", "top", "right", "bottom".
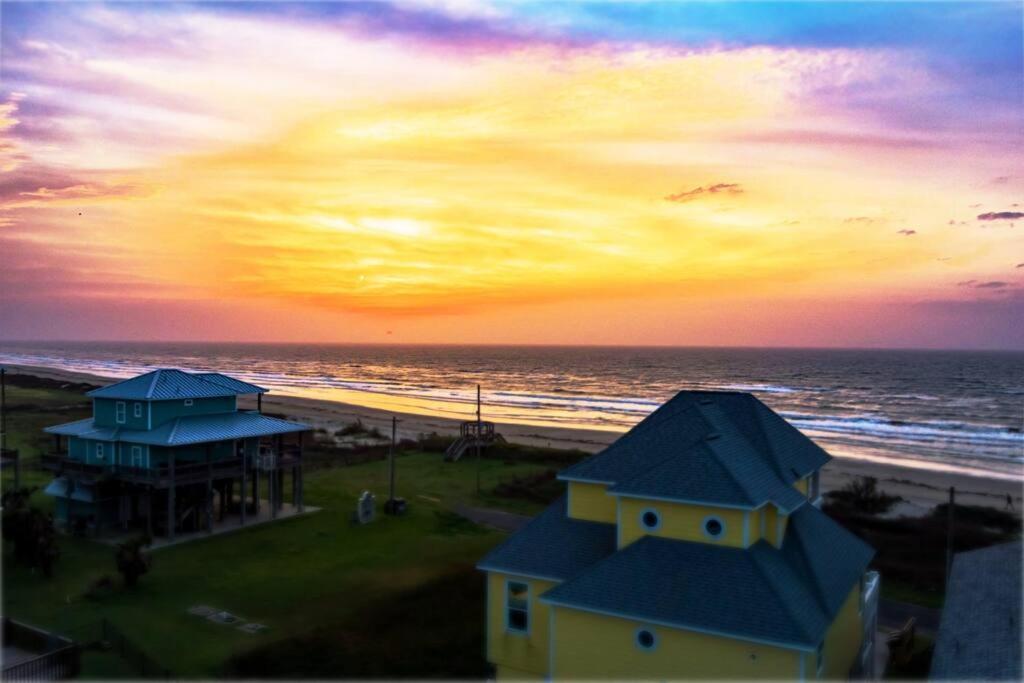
{"left": 1, "top": 618, "right": 80, "bottom": 681}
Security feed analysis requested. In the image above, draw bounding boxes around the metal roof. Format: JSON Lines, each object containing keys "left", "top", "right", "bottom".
{"left": 539, "top": 504, "right": 873, "bottom": 649}
{"left": 477, "top": 497, "right": 617, "bottom": 581}
{"left": 931, "top": 541, "right": 1022, "bottom": 680}
{"left": 45, "top": 411, "right": 308, "bottom": 447}
{"left": 193, "top": 372, "right": 267, "bottom": 395}
{"left": 87, "top": 369, "right": 261, "bottom": 400}
{"left": 561, "top": 391, "right": 830, "bottom": 512}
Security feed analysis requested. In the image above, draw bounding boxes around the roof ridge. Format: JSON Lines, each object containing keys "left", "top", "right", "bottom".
{"left": 146, "top": 370, "right": 161, "bottom": 399}
{"left": 167, "top": 417, "right": 181, "bottom": 444}
{"left": 747, "top": 396, "right": 789, "bottom": 481}
{"left": 748, "top": 544, "right": 821, "bottom": 645}
{"left": 693, "top": 403, "right": 759, "bottom": 505}
{"left": 782, "top": 513, "right": 833, "bottom": 616}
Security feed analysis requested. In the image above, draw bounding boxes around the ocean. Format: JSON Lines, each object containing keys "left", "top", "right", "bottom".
{"left": 1, "top": 342, "right": 1021, "bottom": 481}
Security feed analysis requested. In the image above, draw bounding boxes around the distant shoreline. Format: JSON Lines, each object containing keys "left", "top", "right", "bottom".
{"left": 5, "top": 362, "right": 1022, "bottom": 514}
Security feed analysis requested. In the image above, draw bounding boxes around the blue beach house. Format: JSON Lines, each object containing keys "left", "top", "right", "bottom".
{"left": 42, "top": 369, "right": 309, "bottom": 539}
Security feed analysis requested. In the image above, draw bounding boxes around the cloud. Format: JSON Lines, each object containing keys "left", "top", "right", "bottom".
{"left": 977, "top": 211, "right": 1024, "bottom": 221}
{"left": 956, "top": 280, "right": 977, "bottom": 287}
{"left": 1017, "top": 263, "right": 1024, "bottom": 268}
{"left": 844, "top": 216, "right": 876, "bottom": 224}
{"left": 664, "top": 182, "right": 743, "bottom": 203}
{"left": 896, "top": 229, "right": 916, "bottom": 235}
{"left": 959, "top": 279, "right": 1009, "bottom": 289}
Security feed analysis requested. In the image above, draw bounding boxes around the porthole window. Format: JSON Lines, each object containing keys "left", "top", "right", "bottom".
{"left": 635, "top": 628, "right": 657, "bottom": 650}
{"left": 640, "top": 508, "right": 661, "bottom": 531}
{"left": 703, "top": 515, "right": 726, "bottom": 539}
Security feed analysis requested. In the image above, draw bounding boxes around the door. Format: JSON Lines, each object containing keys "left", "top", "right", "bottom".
{"left": 131, "top": 445, "right": 144, "bottom": 468}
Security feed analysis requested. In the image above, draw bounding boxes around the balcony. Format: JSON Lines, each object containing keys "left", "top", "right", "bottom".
{"left": 40, "top": 454, "right": 294, "bottom": 488}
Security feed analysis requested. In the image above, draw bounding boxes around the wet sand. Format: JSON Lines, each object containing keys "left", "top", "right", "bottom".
{"left": 8, "top": 363, "right": 1021, "bottom": 514}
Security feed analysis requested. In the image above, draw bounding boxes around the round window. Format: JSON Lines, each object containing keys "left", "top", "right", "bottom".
{"left": 636, "top": 629, "right": 656, "bottom": 650}
{"left": 640, "top": 509, "right": 660, "bottom": 530}
{"left": 704, "top": 516, "right": 725, "bottom": 538}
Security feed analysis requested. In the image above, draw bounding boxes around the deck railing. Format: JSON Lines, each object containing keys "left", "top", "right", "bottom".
{"left": 42, "top": 449, "right": 301, "bottom": 486}
{"left": 1, "top": 617, "right": 81, "bottom": 681}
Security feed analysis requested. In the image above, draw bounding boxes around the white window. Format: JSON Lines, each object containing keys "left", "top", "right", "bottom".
{"left": 505, "top": 581, "right": 529, "bottom": 634}
{"left": 134, "top": 402, "right": 142, "bottom": 418}
{"left": 816, "top": 642, "right": 825, "bottom": 677}
{"left": 131, "top": 446, "right": 143, "bottom": 467}
{"left": 115, "top": 401, "right": 126, "bottom": 424}
{"left": 96, "top": 443, "right": 105, "bottom": 460}
{"left": 184, "top": 399, "right": 194, "bottom": 407}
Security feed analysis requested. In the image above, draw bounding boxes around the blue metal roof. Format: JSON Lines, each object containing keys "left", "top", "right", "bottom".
{"left": 539, "top": 504, "right": 872, "bottom": 649}
{"left": 193, "top": 372, "right": 267, "bottom": 395}
{"left": 931, "top": 541, "right": 1022, "bottom": 680}
{"left": 562, "top": 391, "right": 829, "bottom": 512}
{"left": 45, "top": 412, "right": 308, "bottom": 447}
{"left": 87, "top": 369, "right": 260, "bottom": 400}
{"left": 477, "top": 497, "right": 617, "bottom": 581}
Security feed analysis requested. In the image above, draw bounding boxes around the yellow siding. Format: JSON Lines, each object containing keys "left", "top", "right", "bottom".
{"left": 762, "top": 505, "right": 789, "bottom": 547}
{"left": 567, "top": 482, "right": 616, "bottom": 523}
{"left": 794, "top": 476, "right": 809, "bottom": 495}
{"left": 819, "top": 585, "right": 864, "bottom": 679}
{"left": 617, "top": 497, "right": 750, "bottom": 548}
{"left": 550, "top": 606, "right": 802, "bottom": 679}
{"left": 496, "top": 665, "right": 544, "bottom": 681}
{"left": 487, "top": 572, "right": 556, "bottom": 677}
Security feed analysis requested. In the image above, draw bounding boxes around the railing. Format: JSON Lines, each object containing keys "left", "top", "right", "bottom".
{"left": 459, "top": 421, "right": 496, "bottom": 438}
{"left": 1, "top": 617, "right": 81, "bottom": 681}
{"left": 42, "top": 452, "right": 300, "bottom": 486}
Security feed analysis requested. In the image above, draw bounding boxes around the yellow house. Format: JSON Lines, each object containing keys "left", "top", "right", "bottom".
{"left": 478, "top": 391, "right": 879, "bottom": 680}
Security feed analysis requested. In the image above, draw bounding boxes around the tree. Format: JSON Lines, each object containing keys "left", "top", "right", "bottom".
{"left": 825, "top": 476, "right": 903, "bottom": 515}
{"left": 2, "top": 486, "right": 59, "bottom": 577}
{"left": 115, "top": 535, "right": 152, "bottom": 587}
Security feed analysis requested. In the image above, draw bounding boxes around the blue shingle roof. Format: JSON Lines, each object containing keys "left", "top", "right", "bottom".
{"left": 87, "top": 369, "right": 258, "bottom": 400}
{"left": 46, "top": 412, "right": 308, "bottom": 447}
{"left": 540, "top": 504, "right": 871, "bottom": 649}
{"left": 477, "top": 497, "right": 617, "bottom": 581}
{"left": 562, "top": 391, "right": 829, "bottom": 511}
{"left": 931, "top": 542, "right": 1022, "bottom": 680}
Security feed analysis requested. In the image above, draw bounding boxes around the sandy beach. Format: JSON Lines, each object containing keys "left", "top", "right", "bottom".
{"left": 8, "top": 363, "right": 1022, "bottom": 515}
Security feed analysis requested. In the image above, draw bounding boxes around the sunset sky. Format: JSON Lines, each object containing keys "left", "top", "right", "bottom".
{"left": 1, "top": 1, "right": 1021, "bottom": 349}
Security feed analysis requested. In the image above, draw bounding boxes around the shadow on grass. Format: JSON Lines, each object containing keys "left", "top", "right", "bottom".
{"left": 226, "top": 564, "right": 490, "bottom": 679}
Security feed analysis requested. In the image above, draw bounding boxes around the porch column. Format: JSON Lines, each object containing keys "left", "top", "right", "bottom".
{"left": 147, "top": 488, "right": 153, "bottom": 538}
{"left": 240, "top": 447, "right": 247, "bottom": 526}
{"left": 205, "top": 445, "right": 213, "bottom": 533}
{"left": 168, "top": 452, "right": 176, "bottom": 540}
{"left": 253, "top": 464, "right": 260, "bottom": 515}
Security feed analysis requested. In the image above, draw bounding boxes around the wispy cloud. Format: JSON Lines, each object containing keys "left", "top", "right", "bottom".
{"left": 664, "top": 183, "right": 743, "bottom": 203}
{"left": 896, "top": 229, "right": 916, "bottom": 235}
{"left": 977, "top": 211, "right": 1024, "bottom": 221}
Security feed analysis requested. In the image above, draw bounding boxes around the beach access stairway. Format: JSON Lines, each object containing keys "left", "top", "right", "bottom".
{"left": 445, "top": 421, "right": 506, "bottom": 462}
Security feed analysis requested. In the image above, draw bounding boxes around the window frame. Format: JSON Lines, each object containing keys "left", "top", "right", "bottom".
{"left": 702, "top": 514, "right": 727, "bottom": 540}
{"left": 133, "top": 402, "right": 143, "bottom": 418}
{"left": 504, "top": 579, "right": 530, "bottom": 636}
{"left": 639, "top": 507, "right": 661, "bottom": 531}
{"left": 635, "top": 627, "right": 658, "bottom": 651}
{"left": 184, "top": 399, "right": 194, "bottom": 407}
{"left": 95, "top": 443, "right": 105, "bottom": 460}
{"left": 130, "top": 445, "right": 143, "bottom": 468}
{"left": 115, "top": 401, "right": 126, "bottom": 424}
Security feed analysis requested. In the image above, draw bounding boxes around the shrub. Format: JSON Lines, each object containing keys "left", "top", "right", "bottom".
{"left": 2, "top": 486, "right": 60, "bottom": 577}
{"left": 115, "top": 535, "right": 153, "bottom": 587}
{"left": 824, "top": 476, "right": 903, "bottom": 515}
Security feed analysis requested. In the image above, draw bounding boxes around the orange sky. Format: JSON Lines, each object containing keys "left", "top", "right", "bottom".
{"left": 1, "top": 2, "right": 1021, "bottom": 348}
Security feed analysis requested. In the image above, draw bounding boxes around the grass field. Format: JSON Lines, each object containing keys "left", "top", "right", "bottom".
{"left": 1, "top": 379, "right": 559, "bottom": 678}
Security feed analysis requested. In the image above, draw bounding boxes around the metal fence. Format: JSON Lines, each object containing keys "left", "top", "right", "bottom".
{"left": 1, "top": 618, "right": 80, "bottom": 681}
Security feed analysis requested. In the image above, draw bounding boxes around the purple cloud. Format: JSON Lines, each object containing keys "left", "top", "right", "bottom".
{"left": 977, "top": 211, "right": 1024, "bottom": 221}
{"left": 665, "top": 183, "right": 743, "bottom": 203}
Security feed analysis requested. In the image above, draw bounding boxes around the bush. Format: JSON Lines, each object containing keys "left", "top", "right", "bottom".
{"left": 824, "top": 476, "right": 903, "bottom": 515}
{"left": 115, "top": 535, "right": 153, "bottom": 587}
{"left": 2, "top": 486, "right": 60, "bottom": 577}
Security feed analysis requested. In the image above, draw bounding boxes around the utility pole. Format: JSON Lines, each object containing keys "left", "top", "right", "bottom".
{"left": 388, "top": 415, "right": 397, "bottom": 505}
{"left": 946, "top": 486, "right": 956, "bottom": 589}
{"left": 475, "top": 384, "right": 482, "bottom": 494}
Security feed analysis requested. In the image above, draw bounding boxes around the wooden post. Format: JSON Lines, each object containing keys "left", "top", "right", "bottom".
{"left": 389, "top": 416, "right": 397, "bottom": 504}
{"left": 206, "top": 445, "right": 213, "bottom": 533}
{"left": 168, "top": 452, "right": 176, "bottom": 540}
{"left": 147, "top": 488, "right": 153, "bottom": 538}
{"left": 253, "top": 462, "right": 260, "bottom": 515}
{"left": 240, "top": 445, "right": 248, "bottom": 526}
{"left": 475, "top": 384, "right": 482, "bottom": 494}
{"left": 946, "top": 486, "right": 956, "bottom": 589}
{"left": 257, "top": 393, "right": 262, "bottom": 414}
{"left": 297, "top": 432, "right": 304, "bottom": 512}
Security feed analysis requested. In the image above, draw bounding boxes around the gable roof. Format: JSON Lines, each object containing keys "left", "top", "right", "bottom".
{"left": 88, "top": 369, "right": 262, "bottom": 400}
{"left": 45, "top": 411, "right": 308, "bottom": 446}
{"left": 540, "top": 505, "right": 872, "bottom": 650}
{"left": 477, "top": 497, "right": 617, "bottom": 582}
{"left": 931, "top": 541, "right": 1022, "bottom": 680}
{"left": 561, "top": 391, "right": 829, "bottom": 512}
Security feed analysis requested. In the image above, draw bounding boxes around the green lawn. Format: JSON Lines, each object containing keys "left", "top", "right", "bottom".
{"left": 2, "top": 379, "right": 559, "bottom": 678}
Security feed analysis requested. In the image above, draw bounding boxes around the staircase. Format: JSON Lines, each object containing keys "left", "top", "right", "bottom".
{"left": 445, "top": 422, "right": 506, "bottom": 462}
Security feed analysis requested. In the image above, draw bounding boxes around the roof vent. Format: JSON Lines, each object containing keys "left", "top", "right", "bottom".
{"left": 705, "top": 432, "right": 721, "bottom": 441}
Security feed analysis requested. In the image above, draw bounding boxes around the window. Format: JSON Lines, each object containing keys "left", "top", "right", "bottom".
{"left": 131, "top": 446, "right": 143, "bottom": 467}
{"left": 703, "top": 515, "right": 726, "bottom": 539}
{"left": 505, "top": 581, "right": 529, "bottom": 634}
{"left": 816, "top": 642, "right": 825, "bottom": 677}
{"left": 184, "top": 399, "right": 194, "bottom": 407}
{"left": 640, "top": 508, "right": 661, "bottom": 531}
{"left": 635, "top": 628, "right": 657, "bottom": 651}
{"left": 115, "top": 401, "right": 126, "bottom": 424}
{"left": 134, "top": 402, "right": 143, "bottom": 418}
{"left": 96, "top": 443, "right": 105, "bottom": 460}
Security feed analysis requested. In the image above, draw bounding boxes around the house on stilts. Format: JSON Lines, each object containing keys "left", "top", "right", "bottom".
{"left": 41, "top": 369, "right": 310, "bottom": 539}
